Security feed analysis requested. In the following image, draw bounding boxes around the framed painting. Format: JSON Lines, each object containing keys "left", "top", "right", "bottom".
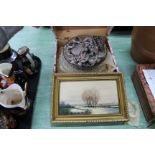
{"left": 52, "top": 73, "right": 128, "bottom": 124}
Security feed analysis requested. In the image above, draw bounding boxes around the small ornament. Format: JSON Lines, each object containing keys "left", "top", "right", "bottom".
{"left": 63, "top": 36, "right": 107, "bottom": 70}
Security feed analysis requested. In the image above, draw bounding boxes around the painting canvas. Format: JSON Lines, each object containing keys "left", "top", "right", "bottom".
{"left": 59, "top": 80, "right": 119, "bottom": 115}
{"left": 52, "top": 73, "right": 128, "bottom": 124}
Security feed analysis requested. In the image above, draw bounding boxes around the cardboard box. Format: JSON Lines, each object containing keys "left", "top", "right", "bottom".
{"left": 51, "top": 27, "right": 129, "bottom": 125}
{"left": 53, "top": 26, "right": 118, "bottom": 73}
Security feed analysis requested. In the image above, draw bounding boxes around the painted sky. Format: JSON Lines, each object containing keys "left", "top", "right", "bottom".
{"left": 59, "top": 80, "right": 119, "bottom": 105}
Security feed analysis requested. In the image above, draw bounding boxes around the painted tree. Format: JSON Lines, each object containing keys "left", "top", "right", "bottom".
{"left": 82, "top": 89, "right": 100, "bottom": 107}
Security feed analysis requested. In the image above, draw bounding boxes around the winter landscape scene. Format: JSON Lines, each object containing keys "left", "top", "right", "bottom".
{"left": 59, "top": 80, "right": 119, "bottom": 115}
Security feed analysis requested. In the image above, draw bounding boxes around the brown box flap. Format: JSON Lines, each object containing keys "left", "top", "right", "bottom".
{"left": 53, "top": 26, "right": 111, "bottom": 47}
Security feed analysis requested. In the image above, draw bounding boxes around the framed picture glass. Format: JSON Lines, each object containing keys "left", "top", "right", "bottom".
{"left": 52, "top": 73, "right": 128, "bottom": 124}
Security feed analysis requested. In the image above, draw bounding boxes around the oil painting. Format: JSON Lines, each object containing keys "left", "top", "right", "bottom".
{"left": 52, "top": 73, "right": 128, "bottom": 124}
{"left": 59, "top": 80, "right": 119, "bottom": 115}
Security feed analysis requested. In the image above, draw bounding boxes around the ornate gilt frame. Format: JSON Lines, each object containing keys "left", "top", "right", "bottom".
{"left": 52, "top": 73, "right": 128, "bottom": 124}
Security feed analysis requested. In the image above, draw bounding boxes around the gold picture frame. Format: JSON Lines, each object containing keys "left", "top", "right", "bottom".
{"left": 52, "top": 73, "right": 128, "bottom": 124}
